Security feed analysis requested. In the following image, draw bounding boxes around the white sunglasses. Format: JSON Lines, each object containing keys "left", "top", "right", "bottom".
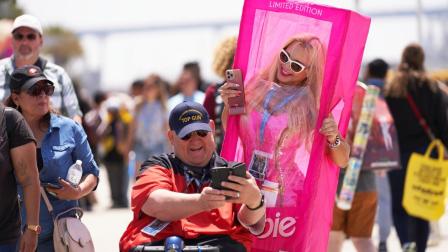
{"left": 279, "top": 49, "right": 307, "bottom": 73}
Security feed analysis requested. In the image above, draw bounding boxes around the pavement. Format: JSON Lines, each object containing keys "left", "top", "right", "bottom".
{"left": 84, "top": 167, "right": 448, "bottom": 252}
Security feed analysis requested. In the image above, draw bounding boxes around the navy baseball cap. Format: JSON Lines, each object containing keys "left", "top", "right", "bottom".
{"left": 169, "top": 101, "right": 212, "bottom": 138}
{"left": 10, "top": 65, "right": 53, "bottom": 92}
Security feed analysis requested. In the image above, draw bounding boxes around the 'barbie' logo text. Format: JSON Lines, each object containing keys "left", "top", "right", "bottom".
{"left": 258, "top": 212, "right": 296, "bottom": 238}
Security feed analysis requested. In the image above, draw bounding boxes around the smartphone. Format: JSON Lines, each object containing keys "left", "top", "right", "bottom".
{"left": 210, "top": 162, "right": 247, "bottom": 190}
{"left": 229, "top": 162, "right": 247, "bottom": 178}
{"left": 41, "top": 182, "right": 62, "bottom": 189}
{"left": 225, "top": 69, "right": 246, "bottom": 115}
{"left": 210, "top": 167, "right": 231, "bottom": 190}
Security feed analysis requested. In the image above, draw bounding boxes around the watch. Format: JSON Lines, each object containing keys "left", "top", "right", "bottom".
{"left": 246, "top": 194, "right": 265, "bottom": 211}
{"left": 25, "top": 224, "right": 41, "bottom": 234}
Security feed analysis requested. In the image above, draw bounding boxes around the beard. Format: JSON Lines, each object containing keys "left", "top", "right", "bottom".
{"left": 16, "top": 45, "right": 38, "bottom": 62}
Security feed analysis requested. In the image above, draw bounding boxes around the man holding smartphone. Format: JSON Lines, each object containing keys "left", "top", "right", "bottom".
{"left": 120, "top": 101, "right": 265, "bottom": 252}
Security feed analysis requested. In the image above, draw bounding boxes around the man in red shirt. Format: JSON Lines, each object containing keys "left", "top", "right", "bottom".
{"left": 120, "top": 101, "right": 266, "bottom": 252}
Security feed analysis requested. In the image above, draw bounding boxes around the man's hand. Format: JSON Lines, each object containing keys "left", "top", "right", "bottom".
{"left": 199, "top": 187, "right": 227, "bottom": 211}
{"left": 142, "top": 188, "right": 228, "bottom": 221}
{"left": 220, "top": 172, "right": 266, "bottom": 234}
{"left": 18, "top": 229, "right": 38, "bottom": 252}
{"left": 220, "top": 172, "right": 262, "bottom": 208}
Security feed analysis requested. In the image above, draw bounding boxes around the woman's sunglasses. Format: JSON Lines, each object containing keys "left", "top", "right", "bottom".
{"left": 181, "top": 130, "right": 209, "bottom": 141}
{"left": 27, "top": 84, "right": 55, "bottom": 97}
{"left": 279, "top": 49, "right": 307, "bottom": 73}
{"left": 13, "top": 33, "right": 37, "bottom": 41}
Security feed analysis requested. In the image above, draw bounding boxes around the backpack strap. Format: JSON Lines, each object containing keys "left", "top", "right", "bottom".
{"left": 35, "top": 57, "right": 48, "bottom": 71}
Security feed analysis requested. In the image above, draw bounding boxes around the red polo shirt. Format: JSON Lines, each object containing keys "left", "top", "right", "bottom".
{"left": 119, "top": 154, "right": 252, "bottom": 252}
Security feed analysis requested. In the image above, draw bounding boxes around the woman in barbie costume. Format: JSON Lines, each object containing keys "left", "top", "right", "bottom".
{"left": 220, "top": 34, "right": 349, "bottom": 207}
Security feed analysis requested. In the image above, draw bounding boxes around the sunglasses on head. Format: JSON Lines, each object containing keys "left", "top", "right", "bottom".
{"left": 13, "top": 33, "right": 37, "bottom": 41}
{"left": 279, "top": 49, "right": 307, "bottom": 73}
{"left": 27, "top": 83, "right": 55, "bottom": 97}
{"left": 181, "top": 130, "right": 209, "bottom": 141}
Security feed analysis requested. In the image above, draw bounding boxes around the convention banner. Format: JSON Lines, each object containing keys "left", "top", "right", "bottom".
{"left": 221, "top": 1, "right": 370, "bottom": 251}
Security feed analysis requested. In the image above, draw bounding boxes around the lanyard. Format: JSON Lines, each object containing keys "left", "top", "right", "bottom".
{"left": 184, "top": 168, "right": 210, "bottom": 193}
{"left": 259, "top": 88, "right": 298, "bottom": 144}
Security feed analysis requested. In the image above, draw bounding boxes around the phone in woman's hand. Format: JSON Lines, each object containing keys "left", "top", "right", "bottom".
{"left": 225, "top": 69, "right": 246, "bottom": 115}
{"left": 41, "top": 182, "right": 62, "bottom": 189}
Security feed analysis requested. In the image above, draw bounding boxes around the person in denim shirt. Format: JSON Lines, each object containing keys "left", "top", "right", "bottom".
{"left": 6, "top": 65, "right": 99, "bottom": 251}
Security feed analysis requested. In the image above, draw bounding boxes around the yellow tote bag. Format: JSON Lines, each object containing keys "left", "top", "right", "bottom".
{"left": 402, "top": 139, "right": 448, "bottom": 221}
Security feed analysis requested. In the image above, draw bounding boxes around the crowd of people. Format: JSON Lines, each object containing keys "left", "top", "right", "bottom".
{"left": 0, "top": 13, "right": 447, "bottom": 252}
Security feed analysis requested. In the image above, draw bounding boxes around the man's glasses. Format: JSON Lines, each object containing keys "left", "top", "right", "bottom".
{"left": 27, "top": 84, "right": 55, "bottom": 97}
{"left": 279, "top": 49, "right": 307, "bottom": 73}
{"left": 181, "top": 130, "right": 209, "bottom": 141}
{"left": 13, "top": 33, "right": 37, "bottom": 41}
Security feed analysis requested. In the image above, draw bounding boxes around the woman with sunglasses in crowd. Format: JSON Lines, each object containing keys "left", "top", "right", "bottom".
{"left": 220, "top": 34, "right": 349, "bottom": 207}
{"left": 6, "top": 65, "right": 99, "bottom": 251}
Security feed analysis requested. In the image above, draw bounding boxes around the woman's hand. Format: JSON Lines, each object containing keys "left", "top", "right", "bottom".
{"left": 320, "top": 114, "right": 350, "bottom": 167}
{"left": 319, "top": 114, "right": 340, "bottom": 144}
{"left": 46, "top": 178, "right": 81, "bottom": 200}
{"left": 220, "top": 172, "right": 262, "bottom": 208}
{"left": 218, "top": 82, "right": 242, "bottom": 107}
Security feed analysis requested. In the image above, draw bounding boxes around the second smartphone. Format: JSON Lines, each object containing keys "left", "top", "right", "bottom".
{"left": 225, "top": 69, "right": 246, "bottom": 115}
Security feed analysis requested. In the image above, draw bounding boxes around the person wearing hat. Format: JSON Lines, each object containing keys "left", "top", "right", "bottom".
{"left": 0, "top": 14, "right": 82, "bottom": 124}
{"left": 120, "top": 101, "right": 266, "bottom": 252}
{"left": 5, "top": 65, "right": 99, "bottom": 251}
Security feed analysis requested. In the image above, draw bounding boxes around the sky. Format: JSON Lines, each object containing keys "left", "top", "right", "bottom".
{"left": 14, "top": 0, "right": 448, "bottom": 91}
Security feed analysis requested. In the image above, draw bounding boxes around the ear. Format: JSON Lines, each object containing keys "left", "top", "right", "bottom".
{"left": 38, "top": 35, "right": 43, "bottom": 47}
{"left": 11, "top": 93, "right": 20, "bottom": 106}
{"left": 167, "top": 130, "right": 175, "bottom": 146}
{"left": 209, "top": 119, "right": 216, "bottom": 134}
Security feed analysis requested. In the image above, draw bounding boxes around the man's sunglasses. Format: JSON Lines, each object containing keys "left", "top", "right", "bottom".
{"left": 279, "top": 49, "right": 307, "bottom": 73}
{"left": 27, "top": 84, "right": 55, "bottom": 97}
{"left": 181, "top": 130, "right": 209, "bottom": 141}
{"left": 13, "top": 33, "right": 38, "bottom": 41}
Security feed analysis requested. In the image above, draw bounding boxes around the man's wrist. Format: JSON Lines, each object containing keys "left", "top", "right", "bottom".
{"left": 196, "top": 193, "right": 208, "bottom": 211}
{"left": 246, "top": 193, "right": 264, "bottom": 210}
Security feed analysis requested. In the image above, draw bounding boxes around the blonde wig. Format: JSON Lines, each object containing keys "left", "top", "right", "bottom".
{"left": 245, "top": 34, "right": 326, "bottom": 148}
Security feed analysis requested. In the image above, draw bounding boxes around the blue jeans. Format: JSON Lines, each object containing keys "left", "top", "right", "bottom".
{"left": 0, "top": 241, "right": 17, "bottom": 252}
{"left": 37, "top": 234, "right": 54, "bottom": 252}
